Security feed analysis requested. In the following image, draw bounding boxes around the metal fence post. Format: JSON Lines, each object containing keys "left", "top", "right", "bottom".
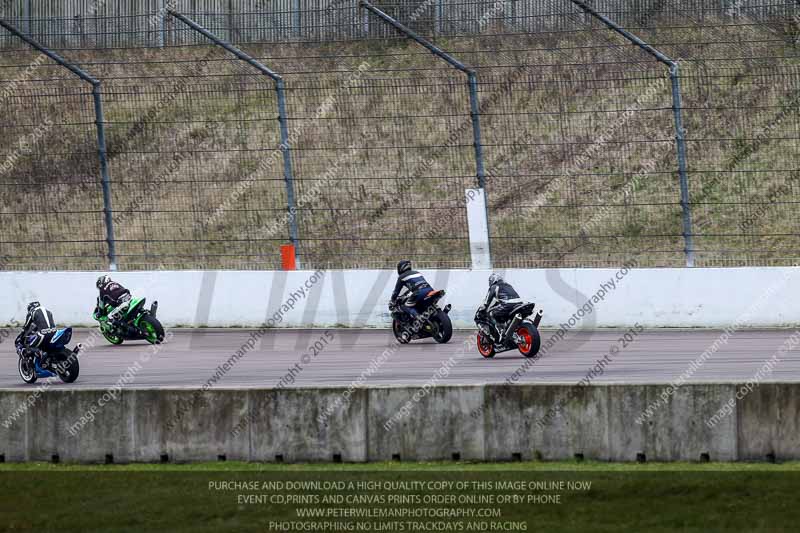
{"left": 568, "top": 0, "right": 695, "bottom": 267}
{"left": 294, "top": 0, "right": 302, "bottom": 38}
{"left": 467, "top": 72, "right": 486, "bottom": 189}
{"left": 276, "top": 78, "right": 300, "bottom": 265}
{"left": 92, "top": 82, "right": 118, "bottom": 271}
{"left": 167, "top": 9, "right": 301, "bottom": 267}
{"left": 467, "top": 71, "right": 491, "bottom": 262}
{"left": 158, "top": 0, "right": 166, "bottom": 47}
{"left": 227, "top": 0, "right": 235, "bottom": 41}
{"left": 0, "top": 18, "right": 118, "bottom": 270}
{"left": 24, "top": 0, "right": 31, "bottom": 36}
{"left": 670, "top": 63, "right": 695, "bottom": 267}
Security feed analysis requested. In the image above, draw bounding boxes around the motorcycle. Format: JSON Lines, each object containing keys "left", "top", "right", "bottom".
{"left": 390, "top": 289, "right": 453, "bottom": 344}
{"left": 475, "top": 303, "right": 543, "bottom": 358}
{"left": 16, "top": 328, "right": 81, "bottom": 384}
{"left": 95, "top": 296, "right": 165, "bottom": 345}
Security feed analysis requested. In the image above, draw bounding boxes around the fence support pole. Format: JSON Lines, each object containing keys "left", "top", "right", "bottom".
{"left": 359, "top": 0, "right": 491, "bottom": 267}
{"left": 24, "top": 0, "right": 31, "bottom": 36}
{"left": 158, "top": 0, "right": 166, "bottom": 47}
{"left": 293, "top": 0, "right": 302, "bottom": 38}
{"left": 275, "top": 78, "right": 299, "bottom": 255}
{"left": 0, "top": 18, "right": 118, "bottom": 270}
{"left": 568, "top": 0, "right": 695, "bottom": 267}
{"left": 92, "top": 83, "right": 117, "bottom": 271}
{"left": 167, "top": 10, "right": 301, "bottom": 268}
{"left": 467, "top": 72, "right": 486, "bottom": 188}
{"left": 669, "top": 64, "right": 694, "bottom": 267}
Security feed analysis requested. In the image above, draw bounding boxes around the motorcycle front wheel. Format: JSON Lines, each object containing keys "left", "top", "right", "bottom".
{"left": 18, "top": 356, "right": 37, "bottom": 384}
{"left": 392, "top": 318, "right": 411, "bottom": 344}
{"left": 477, "top": 332, "right": 496, "bottom": 358}
{"left": 102, "top": 328, "right": 124, "bottom": 345}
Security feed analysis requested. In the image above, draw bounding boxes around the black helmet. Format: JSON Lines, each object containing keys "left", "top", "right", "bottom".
{"left": 97, "top": 274, "right": 111, "bottom": 289}
{"left": 27, "top": 301, "right": 40, "bottom": 315}
{"left": 489, "top": 273, "right": 503, "bottom": 286}
{"left": 397, "top": 260, "right": 412, "bottom": 275}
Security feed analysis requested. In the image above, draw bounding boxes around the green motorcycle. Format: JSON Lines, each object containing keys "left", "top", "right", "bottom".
{"left": 94, "top": 296, "right": 165, "bottom": 345}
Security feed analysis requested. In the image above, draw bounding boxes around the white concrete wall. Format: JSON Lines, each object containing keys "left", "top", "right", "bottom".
{"left": 0, "top": 267, "right": 798, "bottom": 328}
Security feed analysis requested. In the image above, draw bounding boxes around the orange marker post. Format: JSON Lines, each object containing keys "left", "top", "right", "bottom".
{"left": 280, "top": 244, "right": 297, "bottom": 271}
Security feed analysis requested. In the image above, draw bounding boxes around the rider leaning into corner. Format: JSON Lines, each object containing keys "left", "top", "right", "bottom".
{"left": 478, "top": 273, "right": 524, "bottom": 342}
{"left": 94, "top": 275, "right": 132, "bottom": 326}
{"left": 390, "top": 260, "right": 433, "bottom": 320}
{"left": 15, "top": 302, "right": 59, "bottom": 365}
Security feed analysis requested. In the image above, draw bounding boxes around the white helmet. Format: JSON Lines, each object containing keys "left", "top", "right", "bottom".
{"left": 488, "top": 273, "right": 503, "bottom": 286}
{"left": 96, "top": 275, "right": 111, "bottom": 289}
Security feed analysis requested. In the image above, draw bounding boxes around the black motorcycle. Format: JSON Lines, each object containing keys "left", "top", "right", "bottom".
{"left": 16, "top": 328, "right": 81, "bottom": 384}
{"left": 390, "top": 289, "right": 453, "bottom": 344}
{"left": 475, "top": 303, "right": 543, "bottom": 358}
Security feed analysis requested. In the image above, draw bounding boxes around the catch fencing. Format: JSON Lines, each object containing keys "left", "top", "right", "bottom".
{"left": 0, "top": 1, "right": 797, "bottom": 49}
{"left": 0, "top": 0, "right": 799, "bottom": 270}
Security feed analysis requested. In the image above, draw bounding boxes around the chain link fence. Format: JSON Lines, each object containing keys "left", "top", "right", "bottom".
{"left": 1, "top": 0, "right": 799, "bottom": 270}
{"left": 99, "top": 45, "right": 288, "bottom": 270}
{"left": 0, "top": 52, "right": 108, "bottom": 270}
{"left": 1, "top": 1, "right": 797, "bottom": 48}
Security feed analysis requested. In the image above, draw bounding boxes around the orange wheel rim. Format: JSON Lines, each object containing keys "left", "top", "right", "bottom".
{"left": 477, "top": 333, "right": 493, "bottom": 356}
{"left": 517, "top": 327, "right": 532, "bottom": 353}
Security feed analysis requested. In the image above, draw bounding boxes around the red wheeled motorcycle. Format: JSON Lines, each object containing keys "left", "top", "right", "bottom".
{"left": 475, "top": 303, "right": 543, "bottom": 358}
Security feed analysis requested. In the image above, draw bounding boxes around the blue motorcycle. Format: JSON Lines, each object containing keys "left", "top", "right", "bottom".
{"left": 16, "top": 328, "right": 81, "bottom": 384}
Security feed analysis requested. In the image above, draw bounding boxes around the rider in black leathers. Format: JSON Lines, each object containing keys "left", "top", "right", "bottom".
{"left": 478, "top": 273, "right": 524, "bottom": 341}
{"left": 390, "top": 260, "right": 433, "bottom": 320}
{"left": 15, "top": 302, "right": 58, "bottom": 364}
{"left": 94, "top": 275, "right": 132, "bottom": 326}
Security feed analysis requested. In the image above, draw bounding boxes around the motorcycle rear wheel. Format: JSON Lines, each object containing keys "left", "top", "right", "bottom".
{"left": 517, "top": 323, "right": 542, "bottom": 358}
{"left": 432, "top": 310, "right": 453, "bottom": 344}
{"left": 140, "top": 314, "right": 165, "bottom": 345}
{"left": 55, "top": 350, "right": 80, "bottom": 383}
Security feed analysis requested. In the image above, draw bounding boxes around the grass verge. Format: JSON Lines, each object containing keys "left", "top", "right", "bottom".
{"left": 1, "top": 461, "right": 799, "bottom": 532}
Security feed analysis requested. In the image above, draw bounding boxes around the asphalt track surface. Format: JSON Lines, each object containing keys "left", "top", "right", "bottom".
{"left": 0, "top": 328, "right": 798, "bottom": 389}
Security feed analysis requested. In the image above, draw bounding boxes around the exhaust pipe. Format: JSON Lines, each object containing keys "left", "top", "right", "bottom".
{"left": 150, "top": 301, "right": 159, "bottom": 317}
{"left": 503, "top": 315, "right": 523, "bottom": 340}
{"left": 532, "top": 309, "right": 543, "bottom": 328}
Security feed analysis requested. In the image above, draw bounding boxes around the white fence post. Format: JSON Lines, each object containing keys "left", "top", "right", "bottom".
{"left": 466, "top": 188, "right": 492, "bottom": 270}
